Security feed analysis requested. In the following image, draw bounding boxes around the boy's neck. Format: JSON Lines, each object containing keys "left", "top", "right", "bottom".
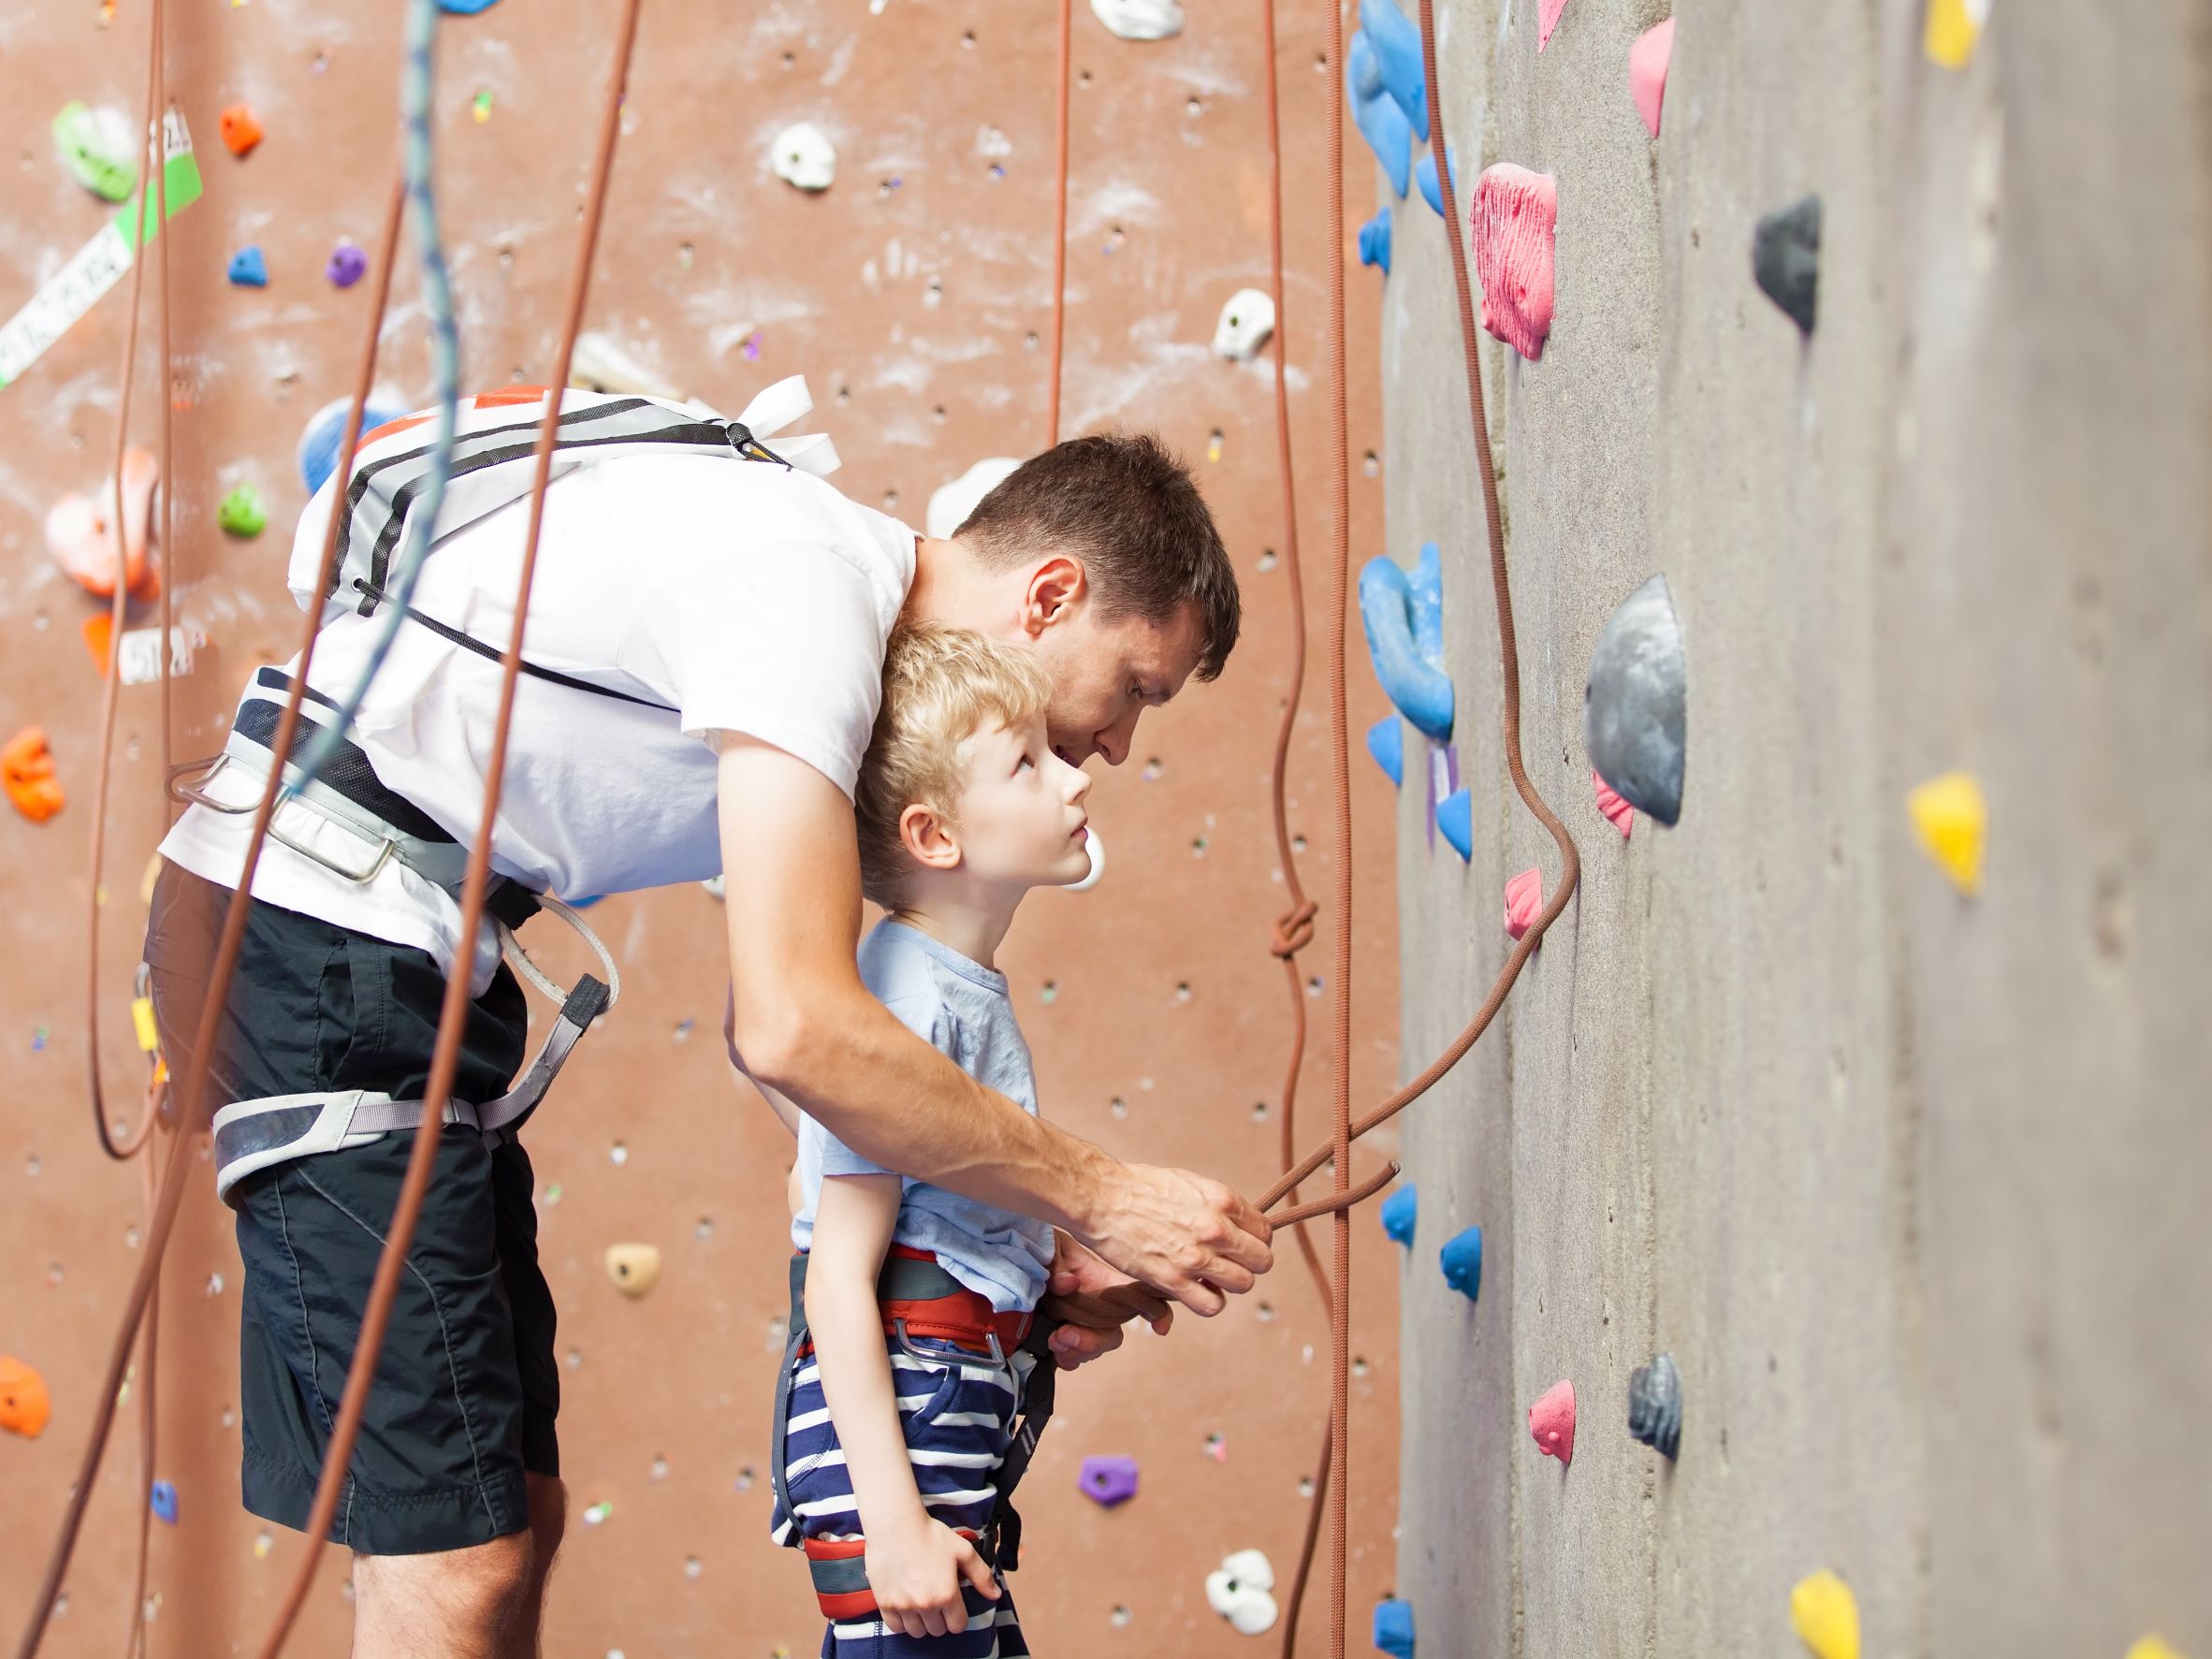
{"left": 887, "top": 876, "right": 1023, "bottom": 972}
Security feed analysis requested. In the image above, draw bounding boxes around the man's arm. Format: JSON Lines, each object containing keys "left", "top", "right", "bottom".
{"left": 718, "top": 736, "right": 1273, "bottom": 1317}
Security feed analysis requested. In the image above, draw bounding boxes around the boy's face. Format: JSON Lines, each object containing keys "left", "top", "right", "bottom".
{"left": 944, "top": 710, "right": 1096, "bottom": 891}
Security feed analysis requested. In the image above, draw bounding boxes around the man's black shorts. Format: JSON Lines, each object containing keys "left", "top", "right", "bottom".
{"left": 145, "top": 861, "right": 559, "bottom": 1556}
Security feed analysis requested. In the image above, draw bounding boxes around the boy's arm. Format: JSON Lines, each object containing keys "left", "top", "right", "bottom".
{"left": 806, "top": 1174, "right": 998, "bottom": 1637}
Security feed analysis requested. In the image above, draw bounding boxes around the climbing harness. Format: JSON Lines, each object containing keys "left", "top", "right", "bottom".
{"left": 770, "top": 1246, "right": 1060, "bottom": 1621}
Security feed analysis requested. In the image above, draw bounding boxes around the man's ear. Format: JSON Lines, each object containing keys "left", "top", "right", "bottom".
{"left": 1019, "top": 555, "right": 1087, "bottom": 640}
{"left": 898, "top": 801, "right": 963, "bottom": 872}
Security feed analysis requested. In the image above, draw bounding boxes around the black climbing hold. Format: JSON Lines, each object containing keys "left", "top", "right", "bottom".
{"left": 1583, "top": 575, "right": 1685, "bottom": 826}
{"left": 1752, "top": 194, "right": 1821, "bottom": 335}
{"left": 1626, "top": 1351, "right": 1681, "bottom": 1460}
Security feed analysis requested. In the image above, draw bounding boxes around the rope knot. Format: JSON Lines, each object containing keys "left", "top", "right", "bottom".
{"left": 1270, "top": 898, "right": 1318, "bottom": 958}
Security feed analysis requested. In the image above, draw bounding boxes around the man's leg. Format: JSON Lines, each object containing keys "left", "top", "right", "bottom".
{"left": 348, "top": 1477, "right": 560, "bottom": 1659}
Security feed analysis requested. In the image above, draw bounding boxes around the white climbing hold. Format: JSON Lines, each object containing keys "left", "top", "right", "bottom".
{"left": 926, "top": 456, "right": 1023, "bottom": 539}
{"left": 1211, "top": 288, "right": 1277, "bottom": 361}
{"left": 1066, "top": 827, "right": 1105, "bottom": 893}
{"left": 1090, "top": 0, "right": 1185, "bottom": 40}
{"left": 770, "top": 123, "right": 837, "bottom": 192}
{"left": 1203, "top": 1549, "right": 1279, "bottom": 1637}
{"left": 570, "top": 333, "right": 684, "bottom": 401}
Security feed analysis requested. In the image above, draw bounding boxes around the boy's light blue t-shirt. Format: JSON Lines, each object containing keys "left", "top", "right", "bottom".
{"left": 792, "top": 918, "right": 1055, "bottom": 1314}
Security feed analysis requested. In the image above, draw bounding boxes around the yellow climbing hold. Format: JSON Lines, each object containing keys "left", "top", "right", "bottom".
{"left": 2125, "top": 1638, "right": 2187, "bottom": 1659}
{"left": 1789, "top": 1569, "right": 1860, "bottom": 1659}
{"left": 131, "top": 996, "right": 159, "bottom": 1054}
{"left": 604, "top": 1242, "right": 663, "bottom": 1299}
{"left": 1923, "top": 0, "right": 1986, "bottom": 68}
{"left": 1908, "top": 770, "right": 1986, "bottom": 894}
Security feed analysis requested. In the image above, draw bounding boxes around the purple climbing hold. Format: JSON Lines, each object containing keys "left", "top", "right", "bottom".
{"left": 1079, "top": 1454, "right": 1140, "bottom": 1507}
{"left": 326, "top": 241, "right": 369, "bottom": 289}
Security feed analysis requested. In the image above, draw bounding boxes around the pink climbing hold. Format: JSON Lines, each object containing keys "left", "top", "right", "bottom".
{"left": 1529, "top": 1379, "right": 1576, "bottom": 1465}
{"left": 1593, "top": 770, "right": 1634, "bottom": 838}
{"left": 1467, "top": 164, "right": 1557, "bottom": 361}
{"left": 1537, "top": 0, "right": 1570, "bottom": 51}
{"left": 1504, "top": 867, "right": 1543, "bottom": 939}
{"left": 1629, "top": 18, "right": 1674, "bottom": 138}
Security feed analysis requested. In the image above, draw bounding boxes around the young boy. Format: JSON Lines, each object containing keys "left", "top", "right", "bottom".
{"left": 763, "top": 622, "right": 1099, "bottom": 1653}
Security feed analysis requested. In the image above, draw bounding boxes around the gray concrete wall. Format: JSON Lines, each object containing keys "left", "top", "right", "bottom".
{"left": 1375, "top": 1, "right": 2212, "bottom": 1653}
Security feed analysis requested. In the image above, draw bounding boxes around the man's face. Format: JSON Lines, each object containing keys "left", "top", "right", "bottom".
{"left": 1028, "top": 601, "right": 1209, "bottom": 768}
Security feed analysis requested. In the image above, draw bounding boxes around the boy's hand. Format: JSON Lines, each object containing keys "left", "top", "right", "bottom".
{"left": 1041, "top": 1232, "right": 1172, "bottom": 1369}
{"left": 864, "top": 1510, "right": 999, "bottom": 1637}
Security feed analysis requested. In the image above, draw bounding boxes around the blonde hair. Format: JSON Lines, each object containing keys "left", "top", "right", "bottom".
{"left": 856, "top": 621, "right": 1054, "bottom": 905}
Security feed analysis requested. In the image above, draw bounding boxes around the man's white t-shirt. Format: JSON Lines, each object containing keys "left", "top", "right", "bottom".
{"left": 158, "top": 450, "right": 917, "bottom": 995}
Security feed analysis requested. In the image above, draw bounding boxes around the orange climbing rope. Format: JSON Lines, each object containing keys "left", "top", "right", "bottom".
{"left": 1046, "top": 0, "right": 1072, "bottom": 448}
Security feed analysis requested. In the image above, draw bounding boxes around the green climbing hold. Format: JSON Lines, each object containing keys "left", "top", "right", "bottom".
{"left": 218, "top": 484, "right": 268, "bottom": 538}
{"left": 52, "top": 102, "right": 139, "bottom": 204}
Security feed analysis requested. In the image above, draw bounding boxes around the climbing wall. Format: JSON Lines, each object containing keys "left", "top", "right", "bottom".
{"left": 1373, "top": 0, "right": 2212, "bottom": 1654}
{"left": 0, "top": 2, "right": 1408, "bottom": 1653}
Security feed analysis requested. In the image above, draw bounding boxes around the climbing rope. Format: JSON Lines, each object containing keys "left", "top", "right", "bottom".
{"left": 1046, "top": 0, "right": 1072, "bottom": 447}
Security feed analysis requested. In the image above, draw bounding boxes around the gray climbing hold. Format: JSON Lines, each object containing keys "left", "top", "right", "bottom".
{"left": 1627, "top": 1351, "right": 1681, "bottom": 1460}
{"left": 1583, "top": 575, "right": 1685, "bottom": 827}
{"left": 1752, "top": 194, "right": 1821, "bottom": 335}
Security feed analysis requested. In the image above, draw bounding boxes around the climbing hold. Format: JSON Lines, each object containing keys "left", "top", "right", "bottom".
{"left": 472, "top": 90, "right": 494, "bottom": 124}
{"left": 326, "top": 240, "right": 369, "bottom": 288}
{"left": 570, "top": 333, "right": 683, "bottom": 400}
{"left": 1907, "top": 770, "right": 1986, "bottom": 895}
{"left": 151, "top": 1480, "right": 179, "bottom": 1525}
{"left": 1358, "top": 208, "right": 1393, "bottom": 276}
{"left": 0, "top": 1355, "right": 53, "bottom": 1437}
{"left": 1584, "top": 574, "right": 1686, "bottom": 826}
{"left": 218, "top": 103, "right": 262, "bottom": 156}
{"left": 1788, "top": 1570, "right": 1860, "bottom": 1659}
{"left": 1435, "top": 790, "right": 1473, "bottom": 862}
{"left": 1468, "top": 164, "right": 1558, "bottom": 359}
{"left": 1626, "top": 1352, "right": 1681, "bottom": 1460}
{"left": 582, "top": 1500, "right": 614, "bottom": 1525}
{"left": 1212, "top": 288, "right": 1276, "bottom": 361}
{"left": 1438, "top": 1225, "right": 1481, "bottom": 1300}
{"left": 1078, "top": 1454, "right": 1140, "bottom": 1506}
{"left": 1373, "top": 1597, "right": 1416, "bottom": 1657}
{"left": 1922, "top": 0, "right": 1986, "bottom": 68}
{"left": 1628, "top": 18, "right": 1674, "bottom": 137}
{"left": 2124, "top": 1639, "right": 2187, "bottom": 1659}
{"left": 45, "top": 447, "right": 158, "bottom": 598}
{"left": 298, "top": 396, "right": 406, "bottom": 496}
{"left": 1593, "top": 770, "right": 1634, "bottom": 838}
{"left": 1357, "top": 0, "right": 1430, "bottom": 139}
{"left": 218, "top": 483, "right": 268, "bottom": 537}
{"left": 1528, "top": 1379, "right": 1575, "bottom": 1465}
{"left": 4, "top": 730, "right": 64, "bottom": 827}
{"left": 1504, "top": 867, "right": 1544, "bottom": 939}
{"left": 927, "top": 457, "right": 1023, "bottom": 539}
{"left": 51, "top": 102, "right": 138, "bottom": 203}
{"left": 1537, "top": 0, "right": 1571, "bottom": 51}
{"left": 1202, "top": 1549, "right": 1279, "bottom": 1637}
{"left": 439, "top": 0, "right": 504, "bottom": 10}
{"left": 604, "top": 1243, "right": 662, "bottom": 1299}
{"left": 1346, "top": 32, "right": 1414, "bottom": 199}
{"left": 1753, "top": 195, "right": 1822, "bottom": 336}
{"left": 226, "top": 245, "right": 269, "bottom": 287}
{"left": 1366, "top": 717, "right": 1404, "bottom": 788}
{"left": 770, "top": 122, "right": 837, "bottom": 192}
{"left": 1378, "top": 1185, "right": 1417, "bottom": 1246}
{"left": 1089, "top": 0, "right": 1185, "bottom": 41}
{"left": 1414, "top": 143, "right": 1457, "bottom": 217}
{"left": 1358, "top": 542, "right": 1452, "bottom": 742}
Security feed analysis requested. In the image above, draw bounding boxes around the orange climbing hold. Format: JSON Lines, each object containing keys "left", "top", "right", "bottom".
{"left": 4, "top": 728, "right": 66, "bottom": 823}
{"left": 1528, "top": 1378, "right": 1575, "bottom": 1464}
{"left": 44, "top": 448, "right": 158, "bottom": 599}
{"left": 219, "top": 102, "right": 263, "bottom": 156}
{"left": 1593, "top": 771, "right": 1634, "bottom": 838}
{"left": 1504, "top": 866, "right": 1544, "bottom": 939}
{"left": 1, "top": 1355, "right": 53, "bottom": 1438}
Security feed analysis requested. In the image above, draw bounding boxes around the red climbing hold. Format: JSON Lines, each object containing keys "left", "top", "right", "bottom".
{"left": 4, "top": 728, "right": 65, "bottom": 824}
{"left": 1468, "top": 164, "right": 1557, "bottom": 361}
{"left": 1529, "top": 1379, "right": 1575, "bottom": 1465}
{"left": 1504, "top": 866, "right": 1543, "bottom": 939}
{"left": 1594, "top": 770, "right": 1634, "bottom": 838}
{"left": 1629, "top": 18, "right": 1674, "bottom": 138}
{"left": 219, "top": 103, "right": 263, "bottom": 156}
{"left": 1, "top": 1355, "right": 52, "bottom": 1438}
{"left": 1537, "top": 0, "right": 1569, "bottom": 51}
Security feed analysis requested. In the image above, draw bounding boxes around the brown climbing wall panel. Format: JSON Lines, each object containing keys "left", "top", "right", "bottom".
{"left": 0, "top": 2, "right": 1404, "bottom": 1652}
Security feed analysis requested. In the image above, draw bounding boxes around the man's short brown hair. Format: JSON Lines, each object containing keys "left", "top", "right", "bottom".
{"left": 952, "top": 431, "right": 1241, "bottom": 681}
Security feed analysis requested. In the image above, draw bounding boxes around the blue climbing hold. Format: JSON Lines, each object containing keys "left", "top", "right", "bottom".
{"left": 1366, "top": 716, "right": 1404, "bottom": 787}
{"left": 1414, "top": 143, "right": 1458, "bottom": 217}
{"left": 1435, "top": 788, "right": 1473, "bottom": 861}
{"left": 1379, "top": 1184, "right": 1417, "bottom": 1246}
{"left": 437, "top": 0, "right": 503, "bottom": 11}
{"left": 1358, "top": 542, "right": 1452, "bottom": 743}
{"left": 1374, "top": 1596, "right": 1416, "bottom": 1657}
{"left": 150, "top": 1479, "right": 178, "bottom": 1525}
{"left": 298, "top": 395, "right": 408, "bottom": 496}
{"left": 1346, "top": 33, "right": 1413, "bottom": 199}
{"left": 1357, "top": 0, "right": 1430, "bottom": 140}
{"left": 227, "top": 245, "right": 269, "bottom": 288}
{"left": 1439, "top": 1225, "right": 1482, "bottom": 1302}
{"left": 1358, "top": 208, "right": 1393, "bottom": 276}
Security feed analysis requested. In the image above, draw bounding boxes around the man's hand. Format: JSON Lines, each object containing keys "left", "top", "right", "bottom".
{"left": 1037, "top": 1233, "right": 1172, "bottom": 1370}
{"left": 1077, "top": 1163, "right": 1273, "bottom": 1317}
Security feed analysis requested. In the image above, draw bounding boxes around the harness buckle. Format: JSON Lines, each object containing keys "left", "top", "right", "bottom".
{"left": 167, "top": 750, "right": 399, "bottom": 884}
{"left": 722, "top": 418, "right": 793, "bottom": 470}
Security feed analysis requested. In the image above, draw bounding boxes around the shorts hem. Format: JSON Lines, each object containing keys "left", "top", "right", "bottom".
{"left": 242, "top": 1448, "right": 531, "bottom": 1556}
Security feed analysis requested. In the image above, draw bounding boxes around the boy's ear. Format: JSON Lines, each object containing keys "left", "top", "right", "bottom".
{"left": 1019, "top": 554, "right": 1087, "bottom": 638}
{"left": 898, "top": 801, "right": 963, "bottom": 872}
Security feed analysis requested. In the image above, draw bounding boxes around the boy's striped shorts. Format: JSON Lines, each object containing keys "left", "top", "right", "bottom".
{"left": 770, "top": 1332, "right": 1036, "bottom": 1657}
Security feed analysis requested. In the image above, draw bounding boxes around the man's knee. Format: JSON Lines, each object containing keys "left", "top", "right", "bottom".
{"left": 356, "top": 1531, "right": 538, "bottom": 1643}
{"left": 525, "top": 1475, "right": 566, "bottom": 1578}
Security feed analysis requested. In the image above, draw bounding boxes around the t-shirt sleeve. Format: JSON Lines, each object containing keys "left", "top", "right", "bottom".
{"left": 814, "top": 992, "right": 950, "bottom": 1178}
{"left": 623, "top": 539, "right": 890, "bottom": 801}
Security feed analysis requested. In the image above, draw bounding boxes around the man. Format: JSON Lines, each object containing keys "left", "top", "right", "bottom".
{"left": 143, "top": 381, "right": 1274, "bottom": 1658}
